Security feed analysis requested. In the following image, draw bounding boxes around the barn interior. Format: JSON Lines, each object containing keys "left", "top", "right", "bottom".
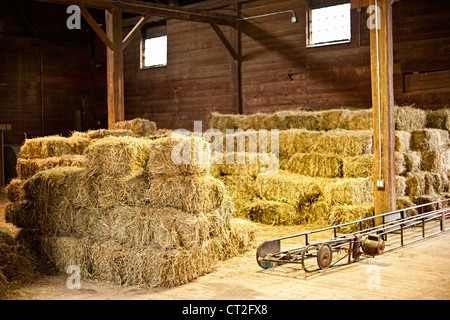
{"left": 0, "top": 0, "right": 449, "bottom": 300}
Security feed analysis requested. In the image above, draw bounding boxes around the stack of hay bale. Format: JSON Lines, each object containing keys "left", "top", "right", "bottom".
{"left": 210, "top": 106, "right": 450, "bottom": 230}
{"left": 4, "top": 118, "right": 254, "bottom": 288}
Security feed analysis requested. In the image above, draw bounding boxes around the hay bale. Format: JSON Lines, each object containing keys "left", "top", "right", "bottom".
{"left": 5, "top": 178, "right": 25, "bottom": 202}
{"left": 22, "top": 166, "right": 85, "bottom": 213}
{"left": 405, "top": 172, "right": 426, "bottom": 197}
{"left": 395, "top": 106, "right": 427, "bottom": 131}
{"left": 395, "top": 152, "right": 406, "bottom": 175}
{"left": 310, "top": 130, "right": 374, "bottom": 157}
{"left": 146, "top": 175, "right": 228, "bottom": 214}
{"left": 146, "top": 135, "right": 211, "bottom": 177}
{"left": 321, "top": 178, "right": 374, "bottom": 206}
{"left": 16, "top": 155, "right": 86, "bottom": 180}
{"left": 255, "top": 171, "right": 322, "bottom": 207}
{"left": 395, "top": 131, "right": 411, "bottom": 153}
{"left": 4, "top": 200, "right": 37, "bottom": 229}
{"left": 279, "top": 129, "right": 373, "bottom": 159}
{"left": 239, "top": 199, "right": 300, "bottom": 225}
{"left": 112, "top": 118, "right": 157, "bottom": 137}
{"left": 212, "top": 152, "right": 278, "bottom": 178}
{"left": 40, "top": 234, "right": 245, "bottom": 288}
{"left": 282, "top": 153, "right": 343, "bottom": 178}
{"left": 343, "top": 155, "right": 373, "bottom": 178}
{"left": 327, "top": 205, "right": 374, "bottom": 234}
{"left": 0, "top": 232, "right": 37, "bottom": 297}
{"left": 84, "top": 128, "right": 134, "bottom": 139}
{"left": 85, "top": 136, "right": 150, "bottom": 176}
{"left": 396, "top": 196, "right": 417, "bottom": 215}
{"left": 396, "top": 176, "right": 407, "bottom": 197}
{"left": 21, "top": 136, "right": 75, "bottom": 159}
{"left": 410, "top": 129, "right": 449, "bottom": 152}
{"left": 421, "top": 149, "right": 449, "bottom": 172}
{"left": 67, "top": 134, "right": 91, "bottom": 154}
{"left": 210, "top": 112, "right": 246, "bottom": 132}
{"left": 427, "top": 109, "right": 450, "bottom": 131}
{"left": 413, "top": 194, "right": 443, "bottom": 212}
{"left": 404, "top": 151, "right": 421, "bottom": 173}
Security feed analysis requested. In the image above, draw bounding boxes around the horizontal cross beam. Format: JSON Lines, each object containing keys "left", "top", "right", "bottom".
{"left": 32, "top": 0, "right": 237, "bottom": 26}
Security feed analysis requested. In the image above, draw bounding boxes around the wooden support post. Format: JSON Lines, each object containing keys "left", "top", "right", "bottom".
{"left": 369, "top": 0, "right": 396, "bottom": 224}
{"left": 105, "top": 5, "right": 125, "bottom": 128}
{"left": 0, "top": 124, "right": 12, "bottom": 190}
{"left": 230, "top": 0, "right": 242, "bottom": 115}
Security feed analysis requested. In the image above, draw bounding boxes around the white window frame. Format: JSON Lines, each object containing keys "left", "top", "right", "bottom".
{"left": 307, "top": 1, "right": 351, "bottom": 48}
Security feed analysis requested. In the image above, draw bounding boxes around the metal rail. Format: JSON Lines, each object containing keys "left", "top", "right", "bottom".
{"left": 256, "top": 199, "right": 450, "bottom": 271}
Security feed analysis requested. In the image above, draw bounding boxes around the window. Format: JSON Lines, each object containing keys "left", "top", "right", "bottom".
{"left": 141, "top": 21, "right": 167, "bottom": 69}
{"left": 308, "top": 1, "right": 351, "bottom": 47}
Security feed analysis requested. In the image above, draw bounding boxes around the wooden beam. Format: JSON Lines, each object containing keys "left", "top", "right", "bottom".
{"left": 122, "top": 12, "right": 152, "bottom": 50}
{"left": 106, "top": 5, "right": 125, "bottom": 128}
{"left": 369, "top": 0, "right": 396, "bottom": 223}
{"left": 79, "top": 5, "right": 114, "bottom": 50}
{"left": 32, "top": 0, "right": 236, "bottom": 26}
{"left": 230, "top": 0, "right": 242, "bottom": 114}
{"left": 209, "top": 23, "right": 238, "bottom": 61}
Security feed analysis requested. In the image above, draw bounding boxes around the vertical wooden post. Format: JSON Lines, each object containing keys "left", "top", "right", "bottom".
{"left": 105, "top": 5, "right": 125, "bottom": 129}
{"left": 231, "top": 0, "right": 242, "bottom": 115}
{"left": 370, "top": 0, "right": 396, "bottom": 224}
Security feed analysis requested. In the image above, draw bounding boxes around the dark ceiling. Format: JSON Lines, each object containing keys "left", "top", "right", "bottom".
{"left": 143, "top": 0, "right": 207, "bottom": 6}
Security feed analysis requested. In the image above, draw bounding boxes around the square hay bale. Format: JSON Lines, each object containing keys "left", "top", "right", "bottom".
{"left": 112, "top": 118, "right": 157, "bottom": 137}
{"left": 327, "top": 205, "right": 374, "bottom": 234}
{"left": 404, "top": 151, "right": 421, "bottom": 173}
{"left": 343, "top": 155, "right": 373, "bottom": 178}
{"left": 85, "top": 136, "right": 151, "bottom": 176}
{"left": 4, "top": 200, "right": 37, "bottom": 229}
{"left": 239, "top": 199, "right": 300, "bottom": 226}
{"left": 255, "top": 171, "right": 322, "bottom": 207}
{"left": 16, "top": 155, "right": 86, "bottom": 180}
{"left": 212, "top": 152, "right": 278, "bottom": 178}
{"left": 341, "top": 109, "right": 373, "bottom": 131}
{"left": 321, "top": 178, "right": 374, "bottom": 206}
{"left": 23, "top": 166, "right": 86, "bottom": 208}
{"left": 146, "top": 135, "right": 211, "bottom": 177}
{"left": 426, "top": 109, "right": 450, "bottom": 131}
{"left": 395, "top": 106, "right": 427, "bottom": 131}
{"left": 311, "top": 130, "right": 374, "bottom": 156}
{"left": 210, "top": 112, "right": 246, "bottom": 132}
{"left": 405, "top": 171, "right": 425, "bottom": 196}
{"left": 395, "top": 131, "right": 411, "bottom": 153}
{"left": 84, "top": 128, "right": 134, "bottom": 140}
{"left": 5, "top": 178, "right": 25, "bottom": 202}
{"left": 395, "top": 152, "right": 406, "bottom": 175}
{"left": 273, "top": 110, "right": 320, "bottom": 131}
{"left": 410, "top": 129, "right": 449, "bottom": 152}
{"left": 396, "top": 176, "right": 407, "bottom": 197}
{"left": 279, "top": 129, "right": 373, "bottom": 159}
{"left": 421, "top": 149, "right": 449, "bottom": 172}
{"left": 412, "top": 194, "right": 443, "bottom": 212}
{"left": 282, "top": 153, "right": 343, "bottom": 178}
{"left": 146, "top": 175, "right": 228, "bottom": 214}
{"left": 59, "top": 206, "right": 226, "bottom": 250}
{"left": 396, "top": 196, "right": 417, "bottom": 215}
{"left": 21, "top": 136, "right": 76, "bottom": 159}
{"left": 41, "top": 231, "right": 253, "bottom": 288}
{"left": 226, "top": 218, "right": 257, "bottom": 256}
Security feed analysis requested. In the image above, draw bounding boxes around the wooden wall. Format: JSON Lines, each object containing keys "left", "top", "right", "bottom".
{"left": 123, "top": 0, "right": 450, "bottom": 131}
{"left": 1, "top": 0, "right": 449, "bottom": 143}
{"left": 0, "top": 1, "right": 104, "bottom": 145}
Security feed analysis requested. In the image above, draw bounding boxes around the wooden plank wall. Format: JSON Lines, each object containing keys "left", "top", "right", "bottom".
{"left": 123, "top": 19, "right": 235, "bottom": 131}
{"left": 0, "top": 1, "right": 103, "bottom": 145}
{"left": 123, "top": 0, "right": 450, "bottom": 131}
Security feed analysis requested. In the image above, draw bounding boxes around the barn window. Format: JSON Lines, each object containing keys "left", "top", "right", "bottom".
{"left": 141, "top": 21, "right": 167, "bottom": 69}
{"left": 307, "top": 0, "right": 351, "bottom": 47}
